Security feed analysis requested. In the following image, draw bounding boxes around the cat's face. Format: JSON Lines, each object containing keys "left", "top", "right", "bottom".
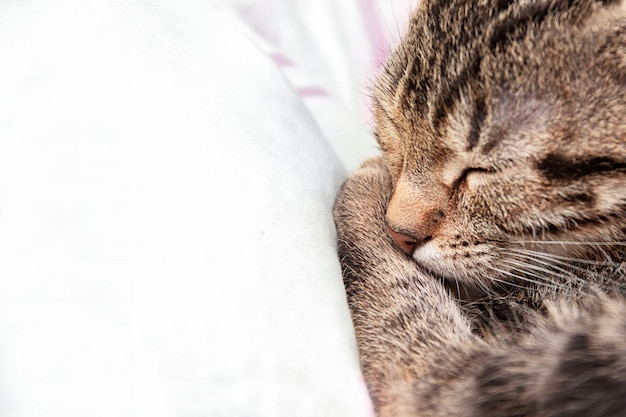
{"left": 376, "top": 0, "right": 626, "bottom": 289}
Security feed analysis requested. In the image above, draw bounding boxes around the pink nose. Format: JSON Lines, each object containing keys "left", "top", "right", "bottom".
{"left": 387, "top": 226, "right": 418, "bottom": 255}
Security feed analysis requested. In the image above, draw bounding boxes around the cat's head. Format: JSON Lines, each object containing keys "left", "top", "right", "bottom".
{"left": 375, "top": 0, "right": 626, "bottom": 289}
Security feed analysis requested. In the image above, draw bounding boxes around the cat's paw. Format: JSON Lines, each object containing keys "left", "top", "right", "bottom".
{"left": 333, "top": 157, "right": 397, "bottom": 255}
{"left": 333, "top": 158, "right": 409, "bottom": 266}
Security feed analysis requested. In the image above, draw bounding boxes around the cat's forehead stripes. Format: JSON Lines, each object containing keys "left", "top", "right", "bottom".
{"left": 441, "top": 94, "right": 553, "bottom": 163}
{"left": 478, "top": 96, "right": 554, "bottom": 157}
{"left": 466, "top": 99, "right": 486, "bottom": 151}
{"left": 538, "top": 154, "right": 626, "bottom": 182}
{"left": 428, "top": 0, "right": 585, "bottom": 132}
{"left": 380, "top": 0, "right": 623, "bottom": 139}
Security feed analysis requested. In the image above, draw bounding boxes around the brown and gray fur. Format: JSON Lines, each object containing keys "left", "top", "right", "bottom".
{"left": 333, "top": 0, "right": 626, "bottom": 416}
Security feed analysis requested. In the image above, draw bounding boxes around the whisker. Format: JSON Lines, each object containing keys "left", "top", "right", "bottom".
{"left": 510, "top": 241, "right": 626, "bottom": 246}
{"left": 505, "top": 248, "right": 618, "bottom": 277}
{"left": 506, "top": 248, "right": 618, "bottom": 266}
{"left": 502, "top": 249, "right": 624, "bottom": 291}
{"left": 487, "top": 265, "right": 561, "bottom": 291}
{"left": 484, "top": 274, "right": 531, "bottom": 291}
{"left": 504, "top": 253, "right": 580, "bottom": 280}
{"left": 500, "top": 258, "right": 565, "bottom": 280}
{"left": 499, "top": 258, "right": 580, "bottom": 290}
{"left": 499, "top": 259, "right": 577, "bottom": 289}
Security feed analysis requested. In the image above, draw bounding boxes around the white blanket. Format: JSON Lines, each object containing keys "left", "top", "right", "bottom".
{"left": 0, "top": 0, "right": 414, "bottom": 415}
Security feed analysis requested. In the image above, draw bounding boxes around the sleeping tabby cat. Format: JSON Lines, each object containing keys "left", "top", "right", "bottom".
{"left": 333, "top": 0, "right": 626, "bottom": 416}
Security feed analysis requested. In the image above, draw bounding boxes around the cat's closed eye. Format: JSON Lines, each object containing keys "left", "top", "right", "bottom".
{"left": 457, "top": 167, "right": 494, "bottom": 189}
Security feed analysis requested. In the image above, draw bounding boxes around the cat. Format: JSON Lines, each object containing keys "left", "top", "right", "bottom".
{"left": 333, "top": 0, "right": 626, "bottom": 416}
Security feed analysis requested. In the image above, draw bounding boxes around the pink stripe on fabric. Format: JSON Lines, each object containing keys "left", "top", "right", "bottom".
{"left": 357, "top": 0, "right": 391, "bottom": 68}
{"left": 296, "top": 86, "right": 330, "bottom": 97}
{"left": 269, "top": 52, "right": 294, "bottom": 67}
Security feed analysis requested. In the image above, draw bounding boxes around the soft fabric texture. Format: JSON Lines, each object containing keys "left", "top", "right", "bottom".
{"left": 0, "top": 0, "right": 414, "bottom": 415}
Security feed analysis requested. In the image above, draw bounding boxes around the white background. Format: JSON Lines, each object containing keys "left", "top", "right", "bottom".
{"left": 0, "top": 1, "right": 416, "bottom": 415}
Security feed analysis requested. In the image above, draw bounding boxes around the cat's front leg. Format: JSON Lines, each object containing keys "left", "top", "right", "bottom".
{"left": 333, "top": 158, "right": 485, "bottom": 416}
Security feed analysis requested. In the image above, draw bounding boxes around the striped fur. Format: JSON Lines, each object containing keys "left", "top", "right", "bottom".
{"left": 334, "top": 0, "right": 626, "bottom": 415}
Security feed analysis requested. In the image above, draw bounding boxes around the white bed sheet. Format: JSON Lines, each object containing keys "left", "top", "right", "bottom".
{"left": 0, "top": 0, "right": 415, "bottom": 415}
